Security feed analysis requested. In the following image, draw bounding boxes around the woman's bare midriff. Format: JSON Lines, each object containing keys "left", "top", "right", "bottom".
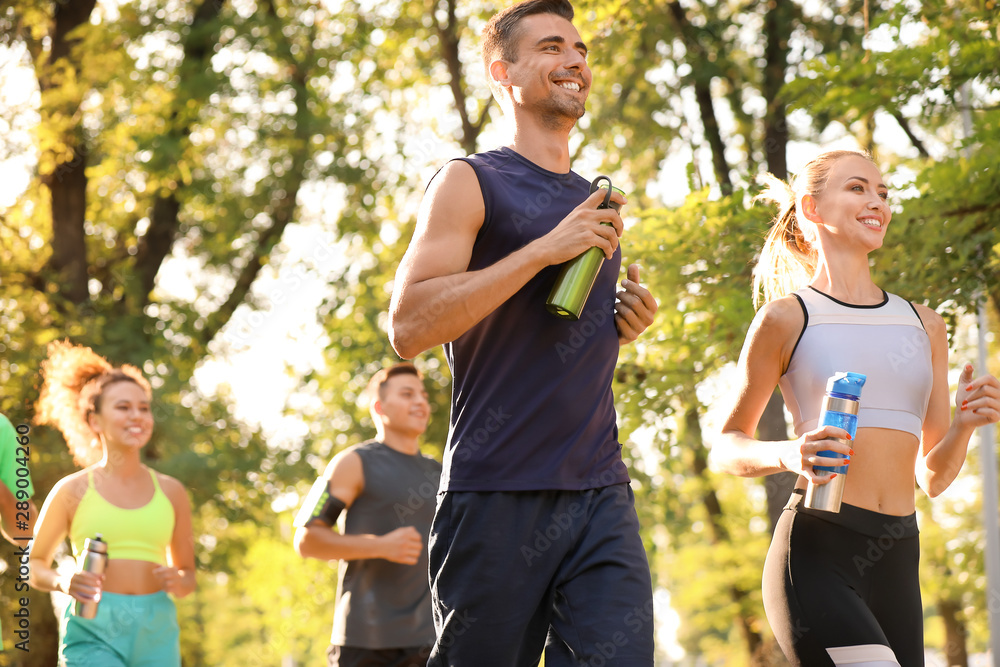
{"left": 101, "top": 559, "right": 165, "bottom": 595}
{"left": 794, "top": 427, "right": 920, "bottom": 516}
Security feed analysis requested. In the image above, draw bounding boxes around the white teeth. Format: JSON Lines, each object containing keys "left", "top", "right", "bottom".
{"left": 558, "top": 82, "right": 580, "bottom": 91}
{"left": 859, "top": 218, "right": 881, "bottom": 229}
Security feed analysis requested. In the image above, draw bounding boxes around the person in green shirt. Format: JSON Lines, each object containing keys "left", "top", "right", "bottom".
{"left": 0, "top": 414, "right": 35, "bottom": 542}
{"left": 0, "top": 413, "right": 37, "bottom": 651}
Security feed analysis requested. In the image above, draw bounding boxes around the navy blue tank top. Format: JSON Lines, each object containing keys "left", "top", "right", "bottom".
{"left": 441, "top": 147, "right": 629, "bottom": 492}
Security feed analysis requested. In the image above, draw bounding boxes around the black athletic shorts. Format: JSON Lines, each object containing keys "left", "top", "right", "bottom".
{"left": 427, "top": 484, "right": 654, "bottom": 666}
{"left": 763, "top": 489, "right": 922, "bottom": 666}
{"left": 327, "top": 644, "right": 431, "bottom": 667}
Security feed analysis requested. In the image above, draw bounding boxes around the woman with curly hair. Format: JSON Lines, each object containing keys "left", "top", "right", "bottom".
{"left": 30, "top": 340, "right": 195, "bottom": 666}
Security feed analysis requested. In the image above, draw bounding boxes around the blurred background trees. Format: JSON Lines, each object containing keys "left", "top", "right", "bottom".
{"left": 0, "top": 0, "right": 997, "bottom": 664}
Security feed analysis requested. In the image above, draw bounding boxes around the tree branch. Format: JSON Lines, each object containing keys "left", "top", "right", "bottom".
{"left": 132, "top": 0, "right": 226, "bottom": 308}
{"left": 198, "top": 1, "right": 312, "bottom": 349}
{"left": 941, "top": 200, "right": 1000, "bottom": 217}
{"left": 438, "top": 0, "right": 483, "bottom": 154}
{"left": 891, "top": 111, "right": 929, "bottom": 158}
{"left": 666, "top": 1, "right": 732, "bottom": 195}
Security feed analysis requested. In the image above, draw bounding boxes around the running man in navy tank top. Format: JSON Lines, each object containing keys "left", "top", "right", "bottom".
{"left": 388, "top": 2, "right": 658, "bottom": 665}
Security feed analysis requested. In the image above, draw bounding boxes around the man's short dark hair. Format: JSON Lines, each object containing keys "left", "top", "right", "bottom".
{"left": 367, "top": 362, "right": 422, "bottom": 405}
{"left": 482, "top": 0, "right": 575, "bottom": 75}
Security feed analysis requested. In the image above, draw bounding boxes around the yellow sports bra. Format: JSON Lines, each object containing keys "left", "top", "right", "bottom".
{"left": 70, "top": 469, "right": 175, "bottom": 566}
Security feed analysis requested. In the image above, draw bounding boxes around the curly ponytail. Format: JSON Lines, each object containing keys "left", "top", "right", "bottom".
{"left": 35, "top": 341, "right": 152, "bottom": 466}
{"left": 751, "top": 150, "right": 876, "bottom": 307}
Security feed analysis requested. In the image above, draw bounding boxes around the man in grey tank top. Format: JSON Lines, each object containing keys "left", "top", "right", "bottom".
{"left": 293, "top": 363, "right": 442, "bottom": 667}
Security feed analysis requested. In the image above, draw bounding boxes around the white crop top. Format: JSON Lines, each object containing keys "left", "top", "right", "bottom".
{"left": 778, "top": 287, "right": 933, "bottom": 440}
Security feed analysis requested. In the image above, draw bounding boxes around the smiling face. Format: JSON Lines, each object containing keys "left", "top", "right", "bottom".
{"left": 491, "top": 13, "right": 591, "bottom": 127}
{"left": 87, "top": 380, "right": 153, "bottom": 449}
{"left": 803, "top": 155, "right": 891, "bottom": 252}
{"left": 373, "top": 373, "right": 430, "bottom": 440}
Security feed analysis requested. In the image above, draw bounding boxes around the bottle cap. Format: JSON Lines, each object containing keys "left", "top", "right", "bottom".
{"left": 85, "top": 535, "right": 109, "bottom": 554}
{"left": 826, "top": 372, "right": 867, "bottom": 399}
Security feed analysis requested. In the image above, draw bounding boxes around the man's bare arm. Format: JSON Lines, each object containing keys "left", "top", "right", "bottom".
{"left": 389, "top": 160, "right": 623, "bottom": 359}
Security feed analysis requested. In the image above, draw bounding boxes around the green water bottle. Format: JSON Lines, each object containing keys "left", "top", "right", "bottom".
{"left": 546, "top": 176, "right": 624, "bottom": 320}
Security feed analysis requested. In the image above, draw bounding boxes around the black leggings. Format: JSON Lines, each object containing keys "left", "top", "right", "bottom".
{"left": 763, "top": 490, "right": 923, "bottom": 666}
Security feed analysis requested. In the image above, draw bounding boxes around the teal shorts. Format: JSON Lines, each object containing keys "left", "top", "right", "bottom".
{"left": 60, "top": 591, "right": 180, "bottom": 666}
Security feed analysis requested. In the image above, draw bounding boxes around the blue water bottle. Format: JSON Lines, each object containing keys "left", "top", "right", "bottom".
{"left": 804, "top": 372, "right": 866, "bottom": 513}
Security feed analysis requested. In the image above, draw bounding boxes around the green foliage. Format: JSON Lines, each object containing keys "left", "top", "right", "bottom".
{"left": 875, "top": 138, "right": 1000, "bottom": 317}
{"left": 786, "top": 0, "right": 1000, "bottom": 136}
{"left": 621, "top": 189, "right": 762, "bottom": 383}
{"left": 613, "top": 189, "right": 776, "bottom": 660}
{"left": 919, "top": 481, "right": 993, "bottom": 654}
{"left": 183, "top": 516, "right": 338, "bottom": 666}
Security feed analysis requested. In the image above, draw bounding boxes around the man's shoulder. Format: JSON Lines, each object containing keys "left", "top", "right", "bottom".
{"left": 353, "top": 439, "right": 383, "bottom": 454}
{"left": 461, "top": 147, "right": 586, "bottom": 181}
{"left": 461, "top": 146, "right": 508, "bottom": 164}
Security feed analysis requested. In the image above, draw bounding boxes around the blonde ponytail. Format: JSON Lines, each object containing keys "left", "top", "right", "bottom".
{"left": 752, "top": 173, "right": 816, "bottom": 308}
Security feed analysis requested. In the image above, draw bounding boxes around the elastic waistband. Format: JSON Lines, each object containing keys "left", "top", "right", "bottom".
{"left": 98, "top": 591, "right": 176, "bottom": 610}
{"left": 785, "top": 489, "right": 918, "bottom": 539}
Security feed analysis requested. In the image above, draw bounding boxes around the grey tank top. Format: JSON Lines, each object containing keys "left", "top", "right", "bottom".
{"left": 332, "top": 440, "right": 442, "bottom": 648}
{"left": 778, "top": 287, "right": 932, "bottom": 440}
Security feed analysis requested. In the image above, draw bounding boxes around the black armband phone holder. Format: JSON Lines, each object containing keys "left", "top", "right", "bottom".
{"left": 293, "top": 477, "right": 347, "bottom": 528}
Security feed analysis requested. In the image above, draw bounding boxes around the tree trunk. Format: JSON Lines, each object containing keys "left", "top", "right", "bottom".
{"left": 133, "top": 0, "right": 226, "bottom": 309}
{"left": 682, "top": 400, "right": 766, "bottom": 665}
{"left": 38, "top": 0, "right": 98, "bottom": 305}
{"left": 43, "top": 146, "right": 89, "bottom": 304}
{"left": 759, "top": 0, "right": 797, "bottom": 534}
{"left": 858, "top": 111, "right": 877, "bottom": 155}
{"left": 758, "top": 390, "right": 797, "bottom": 531}
{"left": 762, "top": 0, "right": 794, "bottom": 181}
{"left": 938, "top": 598, "right": 969, "bottom": 667}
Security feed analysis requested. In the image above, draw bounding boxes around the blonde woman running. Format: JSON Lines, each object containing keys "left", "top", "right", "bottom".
{"left": 714, "top": 150, "right": 1000, "bottom": 666}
